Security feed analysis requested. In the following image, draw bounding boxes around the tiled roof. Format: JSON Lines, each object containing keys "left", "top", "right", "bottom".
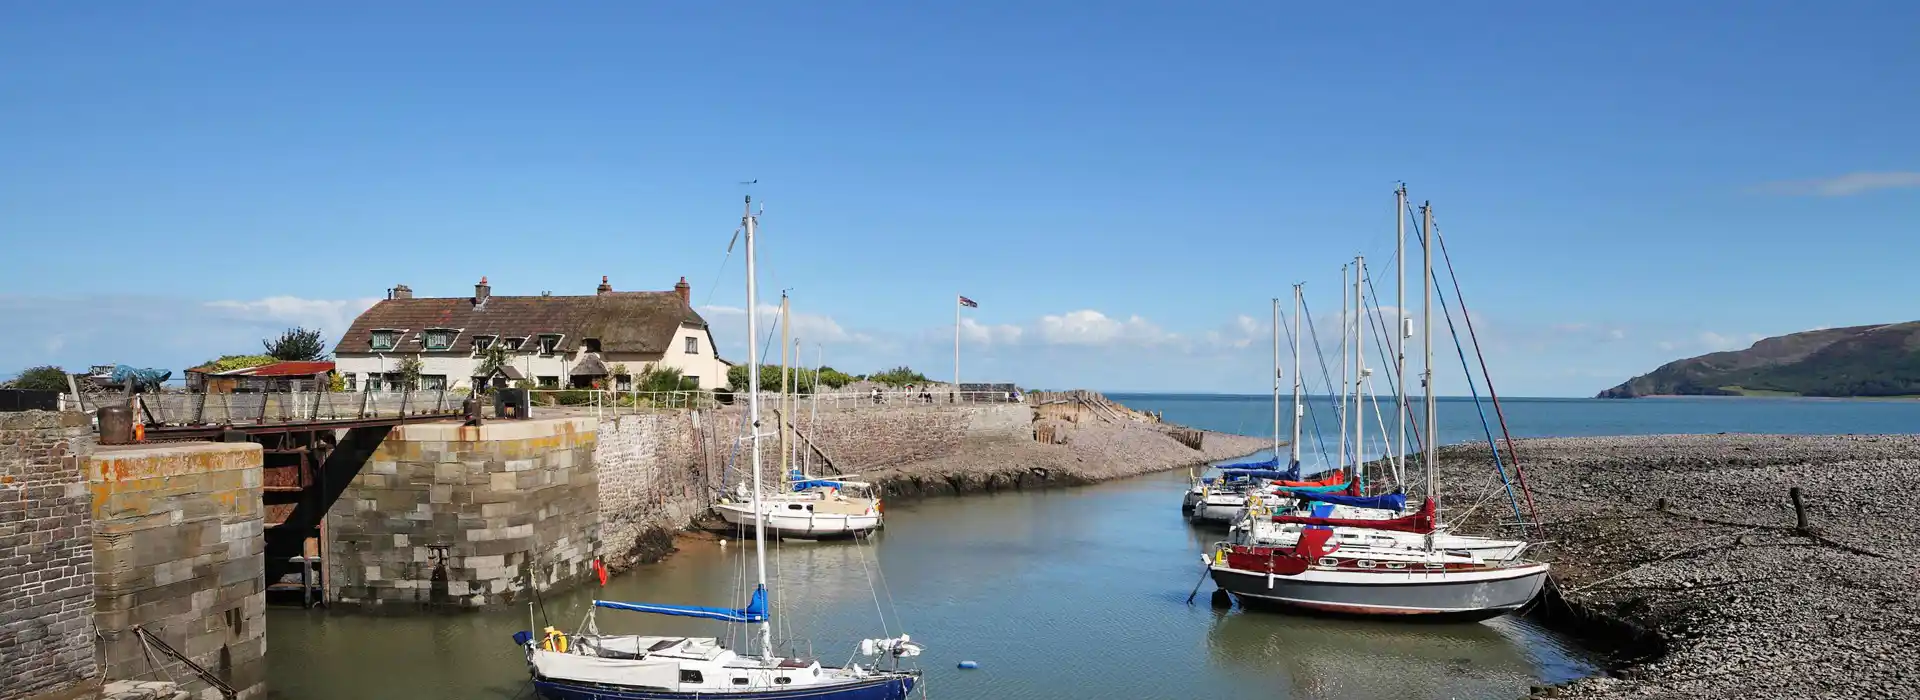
{"left": 238, "top": 361, "right": 336, "bottom": 377}
{"left": 335, "top": 291, "right": 705, "bottom": 355}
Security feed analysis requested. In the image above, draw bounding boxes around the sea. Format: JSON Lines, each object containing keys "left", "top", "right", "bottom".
{"left": 263, "top": 395, "right": 1919, "bottom": 700}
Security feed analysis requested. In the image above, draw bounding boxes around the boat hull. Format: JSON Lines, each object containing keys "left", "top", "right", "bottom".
{"left": 714, "top": 503, "right": 881, "bottom": 539}
{"left": 1210, "top": 563, "right": 1549, "bottom": 623}
{"left": 533, "top": 674, "right": 915, "bottom": 700}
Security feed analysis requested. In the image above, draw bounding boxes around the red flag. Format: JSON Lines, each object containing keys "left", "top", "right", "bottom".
{"left": 593, "top": 559, "right": 608, "bottom": 587}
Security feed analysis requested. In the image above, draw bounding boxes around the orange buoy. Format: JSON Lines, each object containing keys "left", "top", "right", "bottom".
{"left": 133, "top": 423, "right": 145, "bottom": 442}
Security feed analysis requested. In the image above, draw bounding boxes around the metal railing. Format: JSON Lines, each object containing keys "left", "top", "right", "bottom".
{"left": 67, "top": 389, "right": 466, "bottom": 426}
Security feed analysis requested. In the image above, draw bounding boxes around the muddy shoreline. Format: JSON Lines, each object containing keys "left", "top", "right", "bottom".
{"left": 1434, "top": 434, "right": 1919, "bottom": 698}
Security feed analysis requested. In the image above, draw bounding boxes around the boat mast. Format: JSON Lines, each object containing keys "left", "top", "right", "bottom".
{"left": 1353, "top": 255, "right": 1365, "bottom": 489}
{"left": 809, "top": 343, "right": 821, "bottom": 473}
{"left": 1395, "top": 185, "right": 1408, "bottom": 489}
{"left": 1338, "top": 264, "right": 1349, "bottom": 474}
{"left": 791, "top": 336, "right": 802, "bottom": 475}
{"left": 1271, "top": 297, "right": 1281, "bottom": 461}
{"left": 742, "top": 196, "right": 774, "bottom": 658}
{"left": 780, "top": 294, "right": 791, "bottom": 484}
{"left": 1290, "top": 284, "right": 1303, "bottom": 468}
{"left": 1422, "top": 202, "right": 1439, "bottom": 526}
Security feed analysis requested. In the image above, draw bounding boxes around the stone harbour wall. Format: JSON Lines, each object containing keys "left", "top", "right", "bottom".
{"left": 0, "top": 411, "right": 100, "bottom": 700}
{"left": 595, "top": 413, "right": 715, "bottom": 570}
{"left": 87, "top": 441, "right": 266, "bottom": 700}
{"left": 327, "top": 418, "right": 599, "bottom": 607}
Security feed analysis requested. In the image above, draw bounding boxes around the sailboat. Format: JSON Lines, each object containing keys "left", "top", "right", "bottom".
{"left": 1186, "top": 297, "right": 1307, "bottom": 524}
{"left": 1206, "top": 191, "right": 1549, "bottom": 621}
{"left": 714, "top": 300, "right": 884, "bottom": 539}
{"left": 521, "top": 197, "right": 922, "bottom": 699}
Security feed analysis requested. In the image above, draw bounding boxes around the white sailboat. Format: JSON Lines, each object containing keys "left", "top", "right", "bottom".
{"left": 521, "top": 196, "right": 922, "bottom": 699}
{"left": 1208, "top": 189, "right": 1549, "bottom": 621}
{"left": 1187, "top": 296, "right": 1316, "bottom": 524}
{"left": 714, "top": 295, "right": 884, "bottom": 539}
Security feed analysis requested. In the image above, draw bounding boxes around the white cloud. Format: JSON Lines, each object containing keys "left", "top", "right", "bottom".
{"left": 958, "top": 317, "right": 1024, "bottom": 346}
{"left": 697, "top": 304, "right": 872, "bottom": 345}
{"left": 205, "top": 296, "right": 380, "bottom": 337}
{"left": 1035, "top": 310, "right": 1177, "bottom": 346}
{"left": 1607, "top": 328, "right": 1627, "bottom": 341}
{"left": 1755, "top": 171, "right": 1920, "bottom": 197}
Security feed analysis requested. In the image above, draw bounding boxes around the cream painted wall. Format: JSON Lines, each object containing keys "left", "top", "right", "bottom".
{"left": 334, "top": 323, "right": 729, "bottom": 391}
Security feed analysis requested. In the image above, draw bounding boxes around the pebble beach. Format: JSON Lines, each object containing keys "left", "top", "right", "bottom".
{"left": 1436, "top": 434, "right": 1919, "bottom": 699}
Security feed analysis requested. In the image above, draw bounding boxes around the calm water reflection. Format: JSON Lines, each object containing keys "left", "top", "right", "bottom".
{"left": 267, "top": 469, "right": 1596, "bottom": 699}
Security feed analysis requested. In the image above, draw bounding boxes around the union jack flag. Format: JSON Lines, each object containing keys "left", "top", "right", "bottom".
{"left": 958, "top": 296, "right": 978, "bottom": 308}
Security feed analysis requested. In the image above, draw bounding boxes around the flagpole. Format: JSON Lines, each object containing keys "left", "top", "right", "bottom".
{"left": 954, "top": 295, "right": 961, "bottom": 403}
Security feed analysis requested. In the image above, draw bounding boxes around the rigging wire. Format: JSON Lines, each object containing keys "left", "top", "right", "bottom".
{"left": 1299, "top": 298, "right": 1348, "bottom": 473}
{"left": 1276, "top": 303, "right": 1333, "bottom": 471}
{"left": 1428, "top": 213, "right": 1541, "bottom": 526}
{"left": 1410, "top": 208, "right": 1526, "bottom": 524}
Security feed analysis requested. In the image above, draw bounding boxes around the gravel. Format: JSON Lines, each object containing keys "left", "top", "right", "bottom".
{"left": 862, "top": 421, "right": 1269, "bottom": 500}
{"left": 1431, "top": 434, "right": 1919, "bottom": 699}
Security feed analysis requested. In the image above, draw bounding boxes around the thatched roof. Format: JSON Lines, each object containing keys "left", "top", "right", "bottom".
{"left": 337, "top": 290, "right": 706, "bottom": 356}
{"left": 569, "top": 354, "right": 609, "bottom": 377}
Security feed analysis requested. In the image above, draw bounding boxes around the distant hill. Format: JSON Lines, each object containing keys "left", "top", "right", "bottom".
{"left": 1598, "top": 323, "right": 1920, "bottom": 398}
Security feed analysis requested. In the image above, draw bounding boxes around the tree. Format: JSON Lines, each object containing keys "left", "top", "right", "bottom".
{"left": 327, "top": 372, "right": 347, "bottom": 392}
{"left": 869, "top": 366, "right": 930, "bottom": 388}
{"left": 474, "top": 342, "right": 511, "bottom": 382}
{"left": 396, "top": 356, "right": 424, "bottom": 390}
{"left": 815, "top": 366, "right": 856, "bottom": 389}
{"left": 6, "top": 366, "right": 70, "bottom": 392}
{"left": 638, "top": 365, "right": 698, "bottom": 393}
{"left": 264, "top": 327, "right": 328, "bottom": 362}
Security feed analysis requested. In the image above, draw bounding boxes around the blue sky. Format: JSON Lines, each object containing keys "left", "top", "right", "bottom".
{"left": 3, "top": 2, "right": 1916, "bottom": 396}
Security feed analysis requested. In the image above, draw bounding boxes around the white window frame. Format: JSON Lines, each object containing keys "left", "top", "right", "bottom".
{"left": 538, "top": 334, "right": 563, "bottom": 356}
{"left": 423, "top": 328, "right": 461, "bottom": 351}
{"left": 684, "top": 336, "right": 699, "bottom": 354}
{"left": 369, "top": 328, "right": 405, "bottom": 352}
{"left": 471, "top": 335, "right": 496, "bottom": 354}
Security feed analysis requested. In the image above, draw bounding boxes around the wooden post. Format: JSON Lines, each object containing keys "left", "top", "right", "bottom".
{"left": 1790, "top": 487, "right": 1808, "bottom": 534}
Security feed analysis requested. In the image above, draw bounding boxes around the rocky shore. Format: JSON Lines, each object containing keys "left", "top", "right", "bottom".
{"left": 1434, "top": 434, "right": 1919, "bottom": 699}
{"left": 861, "top": 422, "right": 1269, "bottom": 500}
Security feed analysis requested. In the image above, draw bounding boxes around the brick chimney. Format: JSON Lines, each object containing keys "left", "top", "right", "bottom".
{"left": 597, "top": 275, "right": 613, "bottom": 295}
{"left": 673, "top": 276, "right": 691, "bottom": 306}
{"left": 474, "top": 276, "right": 491, "bottom": 305}
{"left": 389, "top": 284, "right": 413, "bottom": 300}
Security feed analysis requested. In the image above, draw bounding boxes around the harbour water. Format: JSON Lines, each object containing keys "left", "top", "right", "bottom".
{"left": 263, "top": 395, "right": 1920, "bottom": 699}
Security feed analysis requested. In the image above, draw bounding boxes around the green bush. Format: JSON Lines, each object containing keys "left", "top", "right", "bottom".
{"left": 869, "top": 366, "right": 931, "bottom": 388}
{"left": 5, "top": 366, "right": 70, "bottom": 392}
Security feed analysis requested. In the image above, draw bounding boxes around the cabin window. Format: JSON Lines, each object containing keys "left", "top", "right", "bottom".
{"left": 680, "top": 670, "right": 703, "bottom": 684}
{"left": 472, "top": 335, "right": 495, "bottom": 354}
{"left": 732, "top": 678, "right": 749, "bottom": 686}
{"left": 583, "top": 338, "right": 601, "bottom": 353}
{"left": 424, "top": 329, "right": 456, "bottom": 350}
{"left": 685, "top": 336, "right": 699, "bottom": 354}
{"left": 370, "top": 330, "right": 398, "bottom": 351}
{"left": 775, "top": 677, "right": 792, "bottom": 685}
{"left": 539, "top": 334, "right": 561, "bottom": 355}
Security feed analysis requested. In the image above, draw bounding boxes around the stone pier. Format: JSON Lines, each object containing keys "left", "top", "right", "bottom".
{"left": 1, "top": 411, "right": 99, "bottom": 700}
{"left": 88, "top": 441, "right": 266, "bottom": 699}
{"left": 326, "top": 417, "right": 599, "bottom": 607}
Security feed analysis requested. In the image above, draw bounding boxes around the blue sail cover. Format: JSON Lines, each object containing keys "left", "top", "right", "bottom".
{"left": 789, "top": 469, "right": 848, "bottom": 492}
{"left": 595, "top": 585, "right": 769, "bottom": 623}
{"left": 1280, "top": 491, "right": 1407, "bottom": 511}
{"left": 1219, "top": 460, "right": 1302, "bottom": 482}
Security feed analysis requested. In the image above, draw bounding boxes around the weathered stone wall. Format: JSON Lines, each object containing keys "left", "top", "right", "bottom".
{"left": 327, "top": 418, "right": 598, "bottom": 607}
{"left": 87, "top": 441, "right": 265, "bottom": 699}
{"left": 778, "top": 403, "right": 1031, "bottom": 471}
{"left": 595, "top": 412, "right": 713, "bottom": 570}
{"left": 0, "top": 411, "right": 99, "bottom": 700}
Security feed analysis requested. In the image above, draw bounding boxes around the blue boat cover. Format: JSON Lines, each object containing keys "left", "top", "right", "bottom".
{"left": 788, "top": 469, "right": 855, "bottom": 492}
{"left": 595, "top": 585, "right": 768, "bottom": 623}
{"left": 1280, "top": 491, "right": 1407, "bottom": 511}
{"left": 1220, "top": 460, "right": 1302, "bottom": 481}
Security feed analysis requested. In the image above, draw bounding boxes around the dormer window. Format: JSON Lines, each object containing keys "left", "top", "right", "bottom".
{"left": 472, "top": 335, "right": 496, "bottom": 354}
{"left": 424, "top": 329, "right": 457, "bottom": 351}
{"left": 583, "top": 338, "right": 601, "bottom": 353}
{"left": 370, "top": 330, "right": 398, "bottom": 351}
{"left": 504, "top": 337, "right": 526, "bottom": 352}
{"left": 538, "top": 334, "right": 561, "bottom": 356}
